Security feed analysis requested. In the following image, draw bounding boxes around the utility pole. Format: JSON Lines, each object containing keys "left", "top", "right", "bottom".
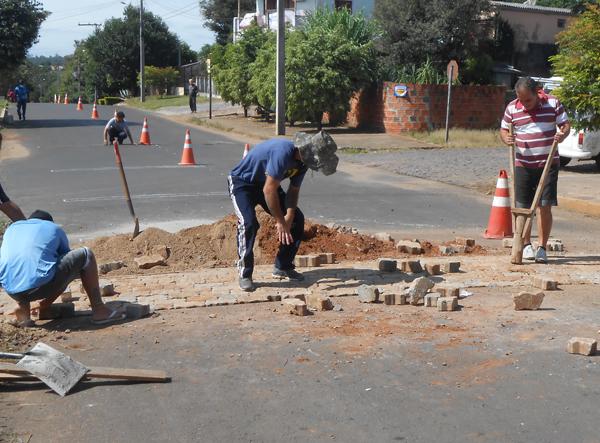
{"left": 275, "top": 0, "right": 285, "bottom": 135}
{"left": 140, "top": 0, "right": 145, "bottom": 102}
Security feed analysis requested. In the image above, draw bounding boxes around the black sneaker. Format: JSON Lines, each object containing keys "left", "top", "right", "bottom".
{"left": 239, "top": 277, "right": 255, "bottom": 291}
{"left": 272, "top": 267, "right": 304, "bottom": 281}
{"left": 18, "top": 116, "right": 21, "bottom": 120}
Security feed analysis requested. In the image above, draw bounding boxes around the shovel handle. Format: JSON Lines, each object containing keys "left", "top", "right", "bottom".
{"left": 509, "top": 123, "right": 516, "bottom": 209}
{"left": 0, "top": 352, "right": 25, "bottom": 359}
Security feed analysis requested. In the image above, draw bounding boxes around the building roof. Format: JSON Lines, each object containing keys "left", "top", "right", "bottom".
{"left": 490, "top": 1, "right": 575, "bottom": 15}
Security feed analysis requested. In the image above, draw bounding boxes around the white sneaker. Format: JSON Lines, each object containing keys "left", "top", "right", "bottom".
{"left": 523, "top": 244, "right": 535, "bottom": 260}
{"left": 535, "top": 247, "right": 548, "bottom": 264}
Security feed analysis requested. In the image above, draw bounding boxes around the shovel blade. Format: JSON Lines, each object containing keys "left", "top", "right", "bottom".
{"left": 16, "top": 343, "right": 89, "bottom": 397}
{"left": 132, "top": 216, "right": 140, "bottom": 239}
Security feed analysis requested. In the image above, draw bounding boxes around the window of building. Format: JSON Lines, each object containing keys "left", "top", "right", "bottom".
{"left": 557, "top": 18, "right": 566, "bottom": 28}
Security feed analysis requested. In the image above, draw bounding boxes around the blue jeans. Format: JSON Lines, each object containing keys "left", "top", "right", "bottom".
{"left": 16, "top": 100, "right": 27, "bottom": 119}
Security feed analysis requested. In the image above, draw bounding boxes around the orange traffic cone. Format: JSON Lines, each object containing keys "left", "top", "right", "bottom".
{"left": 482, "top": 170, "right": 513, "bottom": 239}
{"left": 114, "top": 109, "right": 118, "bottom": 118}
{"left": 58, "top": 94, "right": 61, "bottom": 104}
{"left": 243, "top": 143, "right": 250, "bottom": 158}
{"left": 139, "top": 118, "right": 151, "bottom": 145}
{"left": 76, "top": 96, "right": 83, "bottom": 110}
{"left": 91, "top": 102, "right": 100, "bottom": 119}
{"left": 178, "top": 130, "right": 196, "bottom": 165}
{"left": 64, "top": 93, "right": 69, "bottom": 104}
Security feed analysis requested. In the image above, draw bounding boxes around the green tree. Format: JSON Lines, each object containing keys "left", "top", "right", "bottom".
{"left": 550, "top": 4, "right": 600, "bottom": 131}
{"left": 140, "top": 66, "right": 179, "bottom": 97}
{"left": 199, "top": 0, "right": 255, "bottom": 45}
{"left": 213, "top": 24, "right": 270, "bottom": 116}
{"left": 82, "top": 5, "right": 186, "bottom": 95}
{"left": 0, "top": 0, "right": 49, "bottom": 76}
{"left": 373, "top": 0, "right": 492, "bottom": 68}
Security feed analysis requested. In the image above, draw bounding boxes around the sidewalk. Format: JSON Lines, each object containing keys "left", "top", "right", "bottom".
{"left": 157, "top": 101, "right": 600, "bottom": 218}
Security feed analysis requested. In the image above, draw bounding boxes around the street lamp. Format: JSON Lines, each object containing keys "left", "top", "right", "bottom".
{"left": 140, "top": 0, "right": 145, "bottom": 102}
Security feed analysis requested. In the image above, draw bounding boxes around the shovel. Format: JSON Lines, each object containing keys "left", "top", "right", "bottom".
{"left": 113, "top": 140, "right": 140, "bottom": 239}
{"left": 0, "top": 343, "right": 89, "bottom": 396}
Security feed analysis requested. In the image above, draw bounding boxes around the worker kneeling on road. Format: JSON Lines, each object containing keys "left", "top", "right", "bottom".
{"left": 104, "top": 111, "right": 136, "bottom": 145}
{"left": 228, "top": 131, "right": 339, "bottom": 292}
{"left": 0, "top": 210, "right": 126, "bottom": 327}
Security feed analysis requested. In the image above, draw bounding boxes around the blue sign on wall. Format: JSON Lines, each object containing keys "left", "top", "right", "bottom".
{"left": 394, "top": 84, "right": 408, "bottom": 97}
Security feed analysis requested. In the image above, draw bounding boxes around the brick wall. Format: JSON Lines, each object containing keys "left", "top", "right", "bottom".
{"left": 347, "top": 82, "right": 507, "bottom": 134}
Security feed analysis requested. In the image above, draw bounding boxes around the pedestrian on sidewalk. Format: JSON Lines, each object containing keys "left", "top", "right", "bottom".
{"left": 189, "top": 78, "right": 199, "bottom": 113}
{"left": 500, "top": 77, "right": 570, "bottom": 263}
{"left": 0, "top": 210, "right": 126, "bottom": 327}
{"left": 104, "top": 111, "right": 136, "bottom": 145}
{"left": 8, "top": 90, "right": 15, "bottom": 103}
{"left": 228, "top": 131, "right": 339, "bottom": 291}
{"left": 14, "top": 80, "right": 29, "bottom": 121}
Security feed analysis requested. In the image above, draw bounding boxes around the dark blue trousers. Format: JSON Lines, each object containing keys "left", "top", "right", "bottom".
{"left": 228, "top": 175, "right": 304, "bottom": 278}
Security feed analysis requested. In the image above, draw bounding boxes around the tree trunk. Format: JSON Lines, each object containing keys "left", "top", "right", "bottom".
{"left": 315, "top": 111, "right": 323, "bottom": 131}
{"left": 244, "top": 105, "right": 248, "bottom": 117}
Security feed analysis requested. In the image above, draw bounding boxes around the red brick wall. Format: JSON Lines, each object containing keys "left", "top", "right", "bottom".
{"left": 347, "top": 82, "right": 507, "bottom": 134}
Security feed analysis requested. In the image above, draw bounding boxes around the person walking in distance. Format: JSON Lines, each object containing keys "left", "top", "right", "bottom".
{"left": 189, "top": 78, "right": 199, "bottom": 114}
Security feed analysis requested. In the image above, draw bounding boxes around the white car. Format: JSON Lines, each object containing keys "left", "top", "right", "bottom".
{"left": 557, "top": 114, "right": 600, "bottom": 169}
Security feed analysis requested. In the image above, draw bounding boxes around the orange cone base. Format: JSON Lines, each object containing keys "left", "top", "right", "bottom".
{"left": 482, "top": 207, "right": 513, "bottom": 239}
{"left": 139, "top": 140, "right": 151, "bottom": 146}
{"left": 179, "top": 149, "right": 196, "bottom": 165}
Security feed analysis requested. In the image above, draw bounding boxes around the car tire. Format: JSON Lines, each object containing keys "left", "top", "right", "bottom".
{"left": 559, "top": 156, "right": 572, "bottom": 167}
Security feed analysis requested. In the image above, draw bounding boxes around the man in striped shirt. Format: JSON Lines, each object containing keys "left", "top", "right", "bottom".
{"left": 500, "top": 77, "right": 570, "bottom": 263}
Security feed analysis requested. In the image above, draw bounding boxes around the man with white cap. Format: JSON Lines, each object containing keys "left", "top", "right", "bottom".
{"left": 228, "top": 131, "right": 339, "bottom": 291}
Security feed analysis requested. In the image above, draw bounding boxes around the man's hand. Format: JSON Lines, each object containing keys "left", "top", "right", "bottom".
{"left": 500, "top": 128, "right": 515, "bottom": 146}
{"left": 104, "top": 139, "right": 108, "bottom": 146}
{"left": 275, "top": 219, "right": 294, "bottom": 245}
{"left": 554, "top": 122, "right": 571, "bottom": 143}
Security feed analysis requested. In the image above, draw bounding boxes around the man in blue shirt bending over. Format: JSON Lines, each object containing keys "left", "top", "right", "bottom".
{"left": 0, "top": 210, "right": 126, "bottom": 327}
{"left": 228, "top": 131, "right": 339, "bottom": 291}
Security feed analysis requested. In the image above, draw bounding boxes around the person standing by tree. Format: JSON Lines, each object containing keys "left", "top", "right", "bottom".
{"left": 8, "top": 90, "right": 15, "bottom": 103}
{"left": 500, "top": 77, "right": 570, "bottom": 263}
{"left": 14, "top": 80, "right": 30, "bottom": 121}
{"left": 188, "top": 78, "right": 199, "bottom": 113}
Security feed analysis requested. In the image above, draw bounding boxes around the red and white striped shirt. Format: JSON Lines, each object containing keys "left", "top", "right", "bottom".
{"left": 501, "top": 90, "right": 569, "bottom": 168}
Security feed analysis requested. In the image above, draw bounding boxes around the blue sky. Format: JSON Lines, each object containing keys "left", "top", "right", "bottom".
{"left": 30, "top": 0, "right": 215, "bottom": 57}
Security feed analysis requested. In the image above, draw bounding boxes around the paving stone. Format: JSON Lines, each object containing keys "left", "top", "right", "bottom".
{"left": 567, "top": 338, "right": 597, "bottom": 356}
{"left": 401, "top": 260, "right": 422, "bottom": 273}
{"left": 396, "top": 240, "right": 423, "bottom": 254}
{"left": 357, "top": 285, "right": 380, "bottom": 303}
{"left": 306, "top": 294, "right": 333, "bottom": 311}
{"left": 125, "top": 304, "right": 151, "bottom": 319}
{"left": 548, "top": 241, "right": 564, "bottom": 252}
{"left": 439, "top": 246, "right": 455, "bottom": 255}
{"left": 384, "top": 294, "right": 395, "bottom": 305}
{"left": 444, "top": 262, "right": 461, "bottom": 273}
{"left": 396, "top": 294, "right": 407, "bottom": 305}
{"left": 134, "top": 254, "right": 166, "bottom": 269}
{"left": 503, "top": 238, "right": 513, "bottom": 248}
{"left": 454, "top": 237, "right": 475, "bottom": 247}
{"left": 424, "top": 292, "right": 441, "bottom": 307}
{"left": 39, "top": 303, "right": 75, "bottom": 320}
{"left": 512, "top": 291, "right": 545, "bottom": 310}
{"left": 60, "top": 287, "right": 72, "bottom": 303}
{"left": 437, "top": 297, "right": 458, "bottom": 311}
{"left": 99, "top": 282, "right": 114, "bottom": 297}
{"left": 98, "top": 261, "right": 124, "bottom": 274}
{"left": 151, "top": 245, "right": 169, "bottom": 259}
{"left": 423, "top": 263, "right": 441, "bottom": 275}
{"left": 281, "top": 299, "right": 308, "bottom": 316}
{"left": 435, "top": 286, "right": 460, "bottom": 298}
{"left": 321, "top": 253, "right": 336, "bottom": 264}
{"left": 406, "top": 277, "right": 435, "bottom": 305}
{"left": 333, "top": 305, "right": 343, "bottom": 311}
{"left": 378, "top": 259, "right": 397, "bottom": 272}
{"left": 531, "top": 277, "right": 558, "bottom": 290}
{"left": 452, "top": 245, "right": 467, "bottom": 254}
{"left": 373, "top": 232, "right": 394, "bottom": 242}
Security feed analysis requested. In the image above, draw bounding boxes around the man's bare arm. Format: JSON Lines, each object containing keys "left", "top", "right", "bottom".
{"left": 0, "top": 201, "right": 26, "bottom": 222}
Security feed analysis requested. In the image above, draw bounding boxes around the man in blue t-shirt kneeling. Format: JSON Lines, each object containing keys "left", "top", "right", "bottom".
{"left": 228, "top": 131, "right": 339, "bottom": 291}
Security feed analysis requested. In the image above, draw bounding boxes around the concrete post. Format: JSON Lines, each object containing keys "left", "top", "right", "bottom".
{"left": 275, "top": 0, "right": 285, "bottom": 135}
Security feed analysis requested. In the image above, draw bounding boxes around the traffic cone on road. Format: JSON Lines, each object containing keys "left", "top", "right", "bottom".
{"left": 114, "top": 109, "right": 118, "bottom": 118}
{"left": 243, "top": 144, "right": 250, "bottom": 158}
{"left": 482, "top": 170, "right": 513, "bottom": 239}
{"left": 58, "top": 94, "right": 61, "bottom": 104}
{"left": 77, "top": 96, "right": 83, "bottom": 110}
{"left": 139, "top": 118, "right": 151, "bottom": 145}
{"left": 91, "top": 102, "right": 100, "bottom": 119}
{"left": 178, "top": 130, "right": 196, "bottom": 165}
{"left": 64, "top": 93, "right": 69, "bottom": 104}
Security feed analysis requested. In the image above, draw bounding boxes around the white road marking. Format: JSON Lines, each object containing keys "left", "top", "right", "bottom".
{"left": 63, "top": 191, "right": 228, "bottom": 202}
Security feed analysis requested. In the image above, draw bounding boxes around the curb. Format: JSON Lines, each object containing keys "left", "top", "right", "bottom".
{"left": 558, "top": 196, "right": 600, "bottom": 216}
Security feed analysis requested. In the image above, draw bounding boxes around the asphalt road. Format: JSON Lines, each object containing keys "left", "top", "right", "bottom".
{"left": 2, "top": 103, "right": 494, "bottom": 243}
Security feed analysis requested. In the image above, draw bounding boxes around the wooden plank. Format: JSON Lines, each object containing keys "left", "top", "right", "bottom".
{"left": 0, "top": 363, "right": 168, "bottom": 382}
{"left": 0, "top": 373, "right": 39, "bottom": 382}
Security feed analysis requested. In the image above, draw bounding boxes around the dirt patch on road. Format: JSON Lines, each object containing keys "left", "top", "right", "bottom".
{"left": 75, "top": 208, "right": 497, "bottom": 276}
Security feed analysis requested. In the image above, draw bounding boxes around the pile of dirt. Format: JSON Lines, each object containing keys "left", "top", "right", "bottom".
{"left": 75, "top": 209, "right": 495, "bottom": 276}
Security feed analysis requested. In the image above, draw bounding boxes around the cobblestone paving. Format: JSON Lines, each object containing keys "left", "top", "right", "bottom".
{"left": 340, "top": 147, "right": 513, "bottom": 190}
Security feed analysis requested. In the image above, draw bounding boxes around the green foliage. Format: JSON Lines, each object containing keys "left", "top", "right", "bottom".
{"left": 140, "top": 66, "right": 179, "bottom": 97}
{"left": 390, "top": 58, "right": 462, "bottom": 85}
{"left": 82, "top": 5, "right": 185, "bottom": 96}
{"left": 0, "top": 0, "right": 49, "bottom": 75}
{"left": 461, "top": 55, "right": 495, "bottom": 85}
{"left": 373, "top": 0, "right": 492, "bottom": 69}
{"left": 247, "top": 31, "right": 278, "bottom": 110}
{"left": 551, "top": 4, "right": 600, "bottom": 131}
{"left": 199, "top": 0, "right": 255, "bottom": 45}
{"left": 213, "top": 25, "right": 271, "bottom": 110}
